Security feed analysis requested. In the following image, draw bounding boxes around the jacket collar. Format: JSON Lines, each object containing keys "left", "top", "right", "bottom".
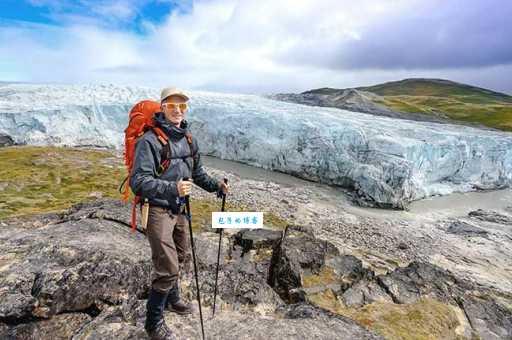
{"left": 153, "top": 112, "right": 189, "bottom": 140}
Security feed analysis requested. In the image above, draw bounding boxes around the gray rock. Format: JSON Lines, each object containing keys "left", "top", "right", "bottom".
{"left": 279, "top": 303, "right": 328, "bottom": 319}
{"left": 377, "top": 261, "right": 471, "bottom": 305}
{"left": 191, "top": 233, "right": 284, "bottom": 310}
{"left": 326, "top": 254, "right": 369, "bottom": 287}
{"left": 0, "top": 208, "right": 151, "bottom": 323}
{"left": 207, "top": 258, "right": 284, "bottom": 309}
{"left": 201, "top": 306, "right": 384, "bottom": 340}
{"left": 71, "top": 302, "right": 384, "bottom": 340}
{"left": 446, "top": 220, "right": 489, "bottom": 238}
{"left": 468, "top": 209, "right": 512, "bottom": 225}
{"left": 268, "top": 225, "right": 336, "bottom": 302}
{"left": 269, "top": 89, "right": 452, "bottom": 125}
{"left": 0, "top": 323, "right": 9, "bottom": 339}
{"left": 376, "top": 262, "right": 512, "bottom": 339}
{"left": 61, "top": 199, "right": 141, "bottom": 231}
{"left": 1, "top": 313, "right": 91, "bottom": 340}
{"left": 194, "top": 232, "right": 230, "bottom": 269}
{"left": 70, "top": 303, "right": 146, "bottom": 340}
{"left": 0, "top": 134, "right": 14, "bottom": 147}
{"left": 397, "top": 242, "right": 409, "bottom": 250}
{"left": 268, "top": 225, "right": 369, "bottom": 302}
{"left": 342, "top": 279, "right": 393, "bottom": 307}
{"left": 233, "top": 229, "right": 283, "bottom": 254}
{"left": 459, "top": 294, "right": 512, "bottom": 340}
{"left": 2, "top": 199, "right": 511, "bottom": 339}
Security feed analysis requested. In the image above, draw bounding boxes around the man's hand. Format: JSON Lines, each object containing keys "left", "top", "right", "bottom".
{"left": 177, "top": 178, "right": 193, "bottom": 197}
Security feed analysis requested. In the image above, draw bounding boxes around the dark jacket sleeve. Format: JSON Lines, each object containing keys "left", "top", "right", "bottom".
{"left": 191, "top": 139, "right": 220, "bottom": 193}
{"left": 129, "top": 137, "right": 179, "bottom": 199}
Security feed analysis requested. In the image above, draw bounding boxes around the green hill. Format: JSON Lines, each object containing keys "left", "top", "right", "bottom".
{"left": 357, "top": 78, "right": 512, "bottom": 131}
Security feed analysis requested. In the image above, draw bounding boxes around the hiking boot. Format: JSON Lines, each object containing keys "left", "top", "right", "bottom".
{"left": 166, "top": 282, "right": 193, "bottom": 315}
{"left": 147, "top": 319, "right": 177, "bottom": 340}
{"left": 168, "top": 300, "right": 193, "bottom": 315}
{"left": 145, "top": 288, "right": 176, "bottom": 340}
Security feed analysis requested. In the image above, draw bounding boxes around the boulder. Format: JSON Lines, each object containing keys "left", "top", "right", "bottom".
{"left": 468, "top": 209, "right": 512, "bottom": 225}
{"left": 0, "top": 314, "right": 91, "bottom": 340}
{"left": 0, "top": 134, "right": 14, "bottom": 147}
{"left": 342, "top": 279, "right": 393, "bottom": 307}
{"left": 446, "top": 220, "right": 489, "bottom": 238}
{"left": 376, "top": 261, "right": 471, "bottom": 305}
{"left": 190, "top": 231, "right": 284, "bottom": 311}
{"left": 0, "top": 216, "right": 151, "bottom": 323}
{"left": 233, "top": 229, "right": 283, "bottom": 255}
{"left": 268, "top": 225, "right": 369, "bottom": 302}
{"left": 459, "top": 294, "right": 512, "bottom": 340}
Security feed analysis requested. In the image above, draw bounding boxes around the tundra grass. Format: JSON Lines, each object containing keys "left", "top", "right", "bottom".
{"left": 0, "top": 146, "right": 289, "bottom": 230}
{"left": 359, "top": 79, "right": 512, "bottom": 131}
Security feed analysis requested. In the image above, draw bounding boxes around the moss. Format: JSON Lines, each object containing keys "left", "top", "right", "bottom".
{"left": 263, "top": 212, "right": 289, "bottom": 230}
{"left": 308, "top": 290, "right": 467, "bottom": 340}
{"left": 302, "top": 266, "right": 341, "bottom": 288}
{"left": 189, "top": 197, "right": 289, "bottom": 232}
{"left": 0, "top": 146, "right": 126, "bottom": 219}
{"left": 308, "top": 288, "right": 340, "bottom": 311}
{"left": 0, "top": 146, "right": 293, "bottom": 232}
{"left": 253, "top": 248, "right": 274, "bottom": 261}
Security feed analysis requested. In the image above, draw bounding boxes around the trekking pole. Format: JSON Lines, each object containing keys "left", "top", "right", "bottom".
{"left": 213, "top": 178, "right": 228, "bottom": 317}
{"left": 183, "top": 177, "right": 205, "bottom": 340}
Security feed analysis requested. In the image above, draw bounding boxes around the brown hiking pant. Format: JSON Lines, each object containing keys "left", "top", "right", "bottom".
{"left": 146, "top": 205, "right": 191, "bottom": 293}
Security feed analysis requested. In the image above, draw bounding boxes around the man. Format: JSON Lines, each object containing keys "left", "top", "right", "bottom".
{"left": 130, "top": 87, "right": 229, "bottom": 340}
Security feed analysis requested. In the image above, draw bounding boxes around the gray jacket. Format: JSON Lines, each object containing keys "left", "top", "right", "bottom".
{"left": 129, "top": 112, "right": 220, "bottom": 213}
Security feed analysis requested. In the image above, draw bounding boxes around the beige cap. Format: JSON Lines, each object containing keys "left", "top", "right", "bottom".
{"left": 160, "top": 87, "right": 189, "bottom": 102}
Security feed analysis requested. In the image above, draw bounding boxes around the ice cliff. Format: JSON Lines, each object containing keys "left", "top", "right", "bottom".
{"left": 1, "top": 83, "right": 511, "bottom": 208}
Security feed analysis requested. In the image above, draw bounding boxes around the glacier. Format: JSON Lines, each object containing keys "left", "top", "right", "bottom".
{"left": 1, "top": 83, "right": 512, "bottom": 209}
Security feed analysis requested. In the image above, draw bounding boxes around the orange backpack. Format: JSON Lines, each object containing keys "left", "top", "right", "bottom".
{"left": 120, "top": 100, "right": 193, "bottom": 233}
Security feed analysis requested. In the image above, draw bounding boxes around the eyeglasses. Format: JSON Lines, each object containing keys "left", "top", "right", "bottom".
{"left": 162, "top": 102, "right": 188, "bottom": 112}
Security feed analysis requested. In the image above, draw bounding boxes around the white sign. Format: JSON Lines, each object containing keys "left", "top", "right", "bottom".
{"left": 212, "top": 212, "right": 263, "bottom": 229}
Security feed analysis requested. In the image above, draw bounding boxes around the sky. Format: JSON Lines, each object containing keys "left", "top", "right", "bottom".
{"left": 0, "top": 0, "right": 511, "bottom": 94}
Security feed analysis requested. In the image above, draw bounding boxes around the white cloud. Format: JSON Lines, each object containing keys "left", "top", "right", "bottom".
{"left": 1, "top": 0, "right": 511, "bottom": 94}
{"left": 91, "top": 1, "right": 138, "bottom": 21}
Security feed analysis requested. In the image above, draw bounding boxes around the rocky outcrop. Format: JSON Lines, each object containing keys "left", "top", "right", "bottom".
{"left": 1, "top": 313, "right": 92, "bottom": 340}
{"left": 0, "top": 199, "right": 382, "bottom": 339}
{"left": 268, "top": 225, "right": 512, "bottom": 340}
{"left": 270, "top": 87, "right": 488, "bottom": 127}
{"left": 468, "top": 209, "right": 512, "bottom": 225}
{"left": 377, "top": 262, "right": 512, "bottom": 339}
{"left": 233, "top": 229, "right": 283, "bottom": 255}
{"left": 446, "top": 220, "right": 489, "bottom": 238}
{"left": 192, "top": 231, "right": 284, "bottom": 310}
{"left": 1, "top": 199, "right": 511, "bottom": 339}
{"left": 268, "top": 225, "right": 371, "bottom": 303}
{"left": 0, "top": 209, "right": 151, "bottom": 324}
{"left": 342, "top": 279, "right": 393, "bottom": 307}
{"left": 0, "top": 134, "right": 14, "bottom": 147}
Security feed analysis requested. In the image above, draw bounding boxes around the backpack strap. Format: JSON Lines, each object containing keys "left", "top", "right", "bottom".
{"left": 183, "top": 132, "right": 196, "bottom": 172}
{"left": 130, "top": 127, "right": 170, "bottom": 233}
{"left": 157, "top": 142, "right": 171, "bottom": 176}
{"left": 130, "top": 130, "right": 195, "bottom": 233}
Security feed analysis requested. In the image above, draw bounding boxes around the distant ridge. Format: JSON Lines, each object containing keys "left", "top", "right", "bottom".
{"left": 273, "top": 78, "right": 512, "bottom": 131}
